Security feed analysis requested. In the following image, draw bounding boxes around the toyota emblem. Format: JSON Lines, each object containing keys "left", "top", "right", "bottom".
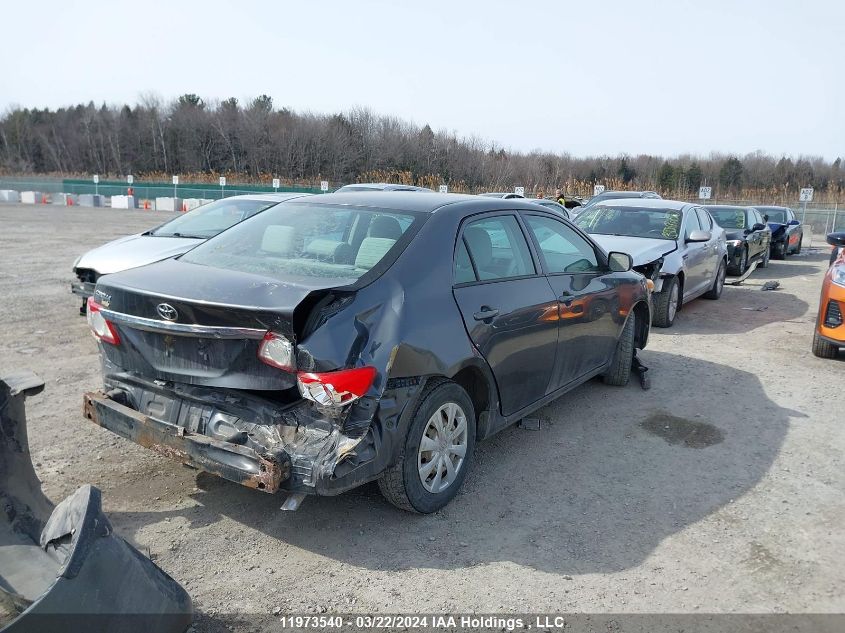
{"left": 156, "top": 303, "right": 178, "bottom": 321}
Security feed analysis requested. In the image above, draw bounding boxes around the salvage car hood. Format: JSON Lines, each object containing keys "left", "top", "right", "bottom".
{"left": 589, "top": 235, "right": 676, "bottom": 266}
{"left": 74, "top": 233, "right": 203, "bottom": 275}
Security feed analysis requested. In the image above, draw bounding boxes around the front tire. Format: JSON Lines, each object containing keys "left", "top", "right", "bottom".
{"left": 812, "top": 332, "right": 839, "bottom": 359}
{"left": 760, "top": 246, "right": 770, "bottom": 268}
{"left": 602, "top": 314, "right": 634, "bottom": 386}
{"left": 652, "top": 276, "right": 680, "bottom": 328}
{"left": 704, "top": 260, "right": 726, "bottom": 299}
{"left": 737, "top": 246, "right": 748, "bottom": 275}
{"left": 378, "top": 381, "right": 476, "bottom": 513}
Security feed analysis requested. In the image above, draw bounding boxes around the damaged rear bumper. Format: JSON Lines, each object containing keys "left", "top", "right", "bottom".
{"left": 83, "top": 391, "right": 288, "bottom": 493}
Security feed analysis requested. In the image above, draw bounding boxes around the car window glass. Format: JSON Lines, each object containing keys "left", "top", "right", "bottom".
{"left": 683, "top": 208, "right": 701, "bottom": 238}
{"left": 524, "top": 215, "right": 600, "bottom": 273}
{"left": 461, "top": 216, "right": 535, "bottom": 281}
{"left": 151, "top": 198, "right": 278, "bottom": 238}
{"left": 696, "top": 208, "right": 712, "bottom": 230}
{"left": 454, "top": 239, "right": 476, "bottom": 284}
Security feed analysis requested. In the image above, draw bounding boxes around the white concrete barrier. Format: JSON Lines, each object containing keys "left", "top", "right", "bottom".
{"left": 110, "top": 195, "right": 137, "bottom": 209}
{"left": 78, "top": 194, "right": 104, "bottom": 207}
{"left": 181, "top": 198, "right": 206, "bottom": 211}
{"left": 51, "top": 193, "right": 77, "bottom": 206}
{"left": 20, "top": 191, "right": 42, "bottom": 204}
{"left": 155, "top": 197, "right": 182, "bottom": 212}
{"left": 0, "top": 190, "right": 21, "bottom": 202}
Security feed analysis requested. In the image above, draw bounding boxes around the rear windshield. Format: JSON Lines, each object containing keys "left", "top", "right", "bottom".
{"left": 708, "top": 207, "right": 749, "bottom": 229}
{"left": 151, "top": 198, "right": 278, "bottom": 238}
{"left": 574, "top": 204, "right": 682, "bottom": 240}
{"left": 180, "top": 202, "right": 420, "bottom": 282}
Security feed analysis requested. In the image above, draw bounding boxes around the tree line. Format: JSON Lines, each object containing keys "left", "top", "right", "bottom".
{"left": 1, "top": 94, "right": 842, "bottom": 201}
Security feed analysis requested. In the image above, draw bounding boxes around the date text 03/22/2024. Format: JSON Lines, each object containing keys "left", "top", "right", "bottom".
{"left": 277, "top": 615, "right": 572, "bottom": 630}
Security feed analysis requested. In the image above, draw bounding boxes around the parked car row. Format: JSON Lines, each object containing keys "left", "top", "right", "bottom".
{"left": 71, "top": 186, "right": 820, "bottom": 514}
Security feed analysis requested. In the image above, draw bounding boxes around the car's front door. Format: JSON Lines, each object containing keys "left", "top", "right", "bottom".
{"left": 680, "top": 207, "right": 709, "bottom": 297}
{"left": 695, "top": 207, "right": 720, "bottom": 282}
{"left": 520, "top": 212, "right": 620, "bottom": 389}
{"left": 748, "top": 208, "right": 769, "bottom": 259}
{"left": 452, "top": 213, "right": 559, "bottom": 417}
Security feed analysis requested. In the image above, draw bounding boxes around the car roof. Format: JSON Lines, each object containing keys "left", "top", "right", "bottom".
{"left": 707, "top": 205, "right": 756, "bottom": 210}
{"left": 226, "top": 192, "right": 312, "bottom": 202}
{"left": 287, "top": 191, "right": 562, "bottom": 215}
{"left": 590, "top": 198, "right": 690, "bottom": 211}
{"left": 753, "top": 205, "right": 790, "bottom": 210}
{"left": 336, "top": 183, "right": 433, "bottom": 192}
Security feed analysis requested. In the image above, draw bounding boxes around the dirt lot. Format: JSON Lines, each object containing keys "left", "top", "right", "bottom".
{"left": 1, "top": 204, "right": 843, "bottom": 628}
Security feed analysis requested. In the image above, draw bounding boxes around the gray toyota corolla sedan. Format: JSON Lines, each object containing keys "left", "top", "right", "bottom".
{"left": 83, "top": 192, "right": 651, "bottom": 513}
{"left": 71, "top": 193, "right": 309, "bottom": 313}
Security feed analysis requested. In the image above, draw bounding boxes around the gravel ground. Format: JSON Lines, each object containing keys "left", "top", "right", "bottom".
{"left": 1, "top": 204, "right": 843, "bottom": 629}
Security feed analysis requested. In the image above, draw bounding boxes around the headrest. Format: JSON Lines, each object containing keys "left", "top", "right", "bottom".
{"left": 261, "top": 225, "right": 296, "bottom": 255}
{"left": 369, "top": 216, "right": 402, "bottom": 240}
{"left": 463, "top": 226, "right": 492, "bottom": 268}
{"left": 355, "top": 237, "right": 396, "bottom": 270}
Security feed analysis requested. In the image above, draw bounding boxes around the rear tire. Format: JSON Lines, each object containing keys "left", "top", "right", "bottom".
{"left": 795, "top": 235, "right": 802, "bottom": 254}
{"left": 602, "top": 315, "right": 634, "bottom": 386}
{"left": 704, "top": 260, "right": 726, "bottom": 299}
{"left": 812, "top": 332, "right": 839, "bottom": 359}
{"left": 652, "top": 276, "right": 679, "bottom": 328}
{"left": 378, "top": 381, "right": 476, "bottom": 513}
{"left": 773, "top": 241, "right": 786, "bottom": 260}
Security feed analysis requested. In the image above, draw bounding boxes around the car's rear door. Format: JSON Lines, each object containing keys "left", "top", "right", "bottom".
{"left": 520, "top": 212, "right": 619, "bottom": 388}
{"left": 452, "top": 213, "right": 559, "bottom": 417}
{"left": 695, "top": 207, "right": 720, "bottom": 282}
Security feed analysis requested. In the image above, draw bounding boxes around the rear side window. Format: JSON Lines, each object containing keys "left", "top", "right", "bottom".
{"left": 457, "top": 215, "right": 535, "bottom": 282}
{"left": 181, "top": 203, "right": 420, "bottom": 283}
{"left": 524, "top": 215, "right": 600, "bottom": 273}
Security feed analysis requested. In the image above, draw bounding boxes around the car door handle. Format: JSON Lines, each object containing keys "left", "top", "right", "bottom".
{"left": 473, "top": 307, "right": 499, "bottom": 321}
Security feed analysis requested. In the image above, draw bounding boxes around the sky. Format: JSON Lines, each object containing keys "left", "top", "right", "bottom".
{"left": 1, "top": 0, "right": 842, "bottom": 159}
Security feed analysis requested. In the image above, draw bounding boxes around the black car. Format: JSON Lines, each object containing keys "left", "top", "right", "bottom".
{"left": 83, "top": 192, "right": 651, "bottom": 513}
{"left": 707, "top": 205, "right": 772, "bottom": 275}
{"left": 755, "top": 205, "right": 803, "bottom": 259}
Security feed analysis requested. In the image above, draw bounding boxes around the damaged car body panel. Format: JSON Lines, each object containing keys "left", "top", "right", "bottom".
{"left": 1, "top": 371, "right": 192, "bottom": 632}
{"left": 85, "top": 192, "right": 651, "bottom": 511}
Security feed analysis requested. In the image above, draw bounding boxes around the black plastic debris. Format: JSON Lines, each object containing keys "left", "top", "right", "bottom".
{"left": 0, "top": 371, "right": 193, "bottom": 633}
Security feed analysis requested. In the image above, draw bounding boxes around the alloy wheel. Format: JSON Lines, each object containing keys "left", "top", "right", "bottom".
{"left": 417, "top": 402, "right": 468, "bottom": 493}
{"left": 668, "top": 283, "right": 679, "bottom": 322}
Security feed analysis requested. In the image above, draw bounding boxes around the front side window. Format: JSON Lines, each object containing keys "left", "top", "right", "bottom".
{"left": 524, "top": 215, "right": 600, "bottom": 273}
{"left": 696, "top": 208, "right": 713, "bottom": 230}
{"left": 151, "top": 198, "right": 279, "bottom": 238}
{"left": 457, "top": 215, "right": 535, "bottom": 282}
{"left": 682, "top": 208, "right": 702, "bottom": 239}
{"left": 181, "top": 202, "right": 420, "bottom": 283}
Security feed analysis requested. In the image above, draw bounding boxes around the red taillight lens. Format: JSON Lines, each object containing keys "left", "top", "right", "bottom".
{"left": 297, "top": 366, "right": 377, "bottom": 407}
{"left": 257, "top": 332, "right": 296, "bottom": 371}
{"left": 86, "top": 296, "right": 120, "bottom": 345}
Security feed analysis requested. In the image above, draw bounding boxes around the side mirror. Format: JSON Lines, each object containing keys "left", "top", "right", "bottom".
{"left": 686, "top": 230, "right": 711, "bottom": 243}
{"left": 788, "top": 219, "right": 800, "bottom": 226}
{"left": 751, "top": 223, "right": 766, "bottom": 232}
{"left": 607, "top": 251, "right": 633, "bottom": 272}
{"left": 827, "top": 232, "right": 845, "bottom": 247}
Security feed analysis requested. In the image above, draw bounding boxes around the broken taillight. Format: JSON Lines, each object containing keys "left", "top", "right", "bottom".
{"left": 297, "top": 366, "right": 377, "bottom": 407}
{"left": 257, "top": 332, "right": 296, "bottom": 371}
{"left": 86, "top": 297, "right": 120, "bottom": 345}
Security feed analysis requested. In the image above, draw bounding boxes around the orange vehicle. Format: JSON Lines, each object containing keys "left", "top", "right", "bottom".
{"left": 812, "top": 232, "right": 845, "bottom": 358}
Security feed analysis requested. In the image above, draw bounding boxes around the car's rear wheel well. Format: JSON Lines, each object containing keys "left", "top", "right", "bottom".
{"left": 450, "top": 366, "right": 490, "bottom": 429}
